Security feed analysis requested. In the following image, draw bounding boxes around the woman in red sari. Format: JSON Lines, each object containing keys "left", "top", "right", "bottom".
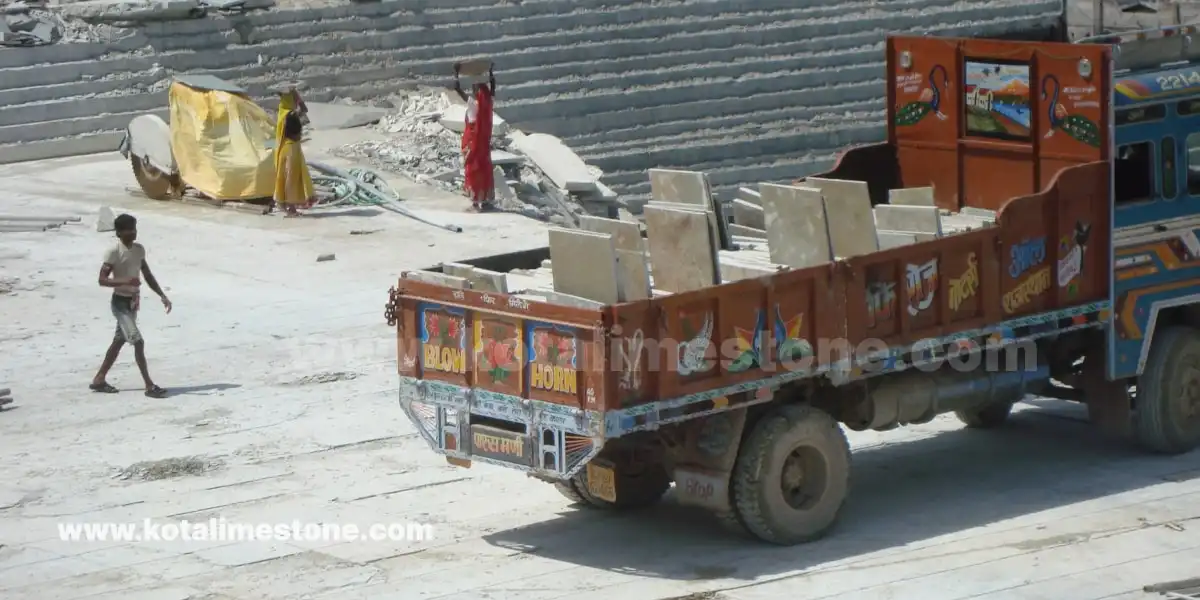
{"left": 454, "top": 62, "right": 496, "bottom": 212}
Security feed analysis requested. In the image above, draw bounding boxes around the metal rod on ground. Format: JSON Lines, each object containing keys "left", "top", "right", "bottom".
{"left": 0, "top": 215, "right": 80, "bottom": 222}
{"left": 306, "top": 161, "right": 463, "bottom": 233}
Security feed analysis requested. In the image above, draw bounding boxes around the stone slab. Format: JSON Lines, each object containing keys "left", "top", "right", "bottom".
{"left": 648, "top": 168, "right": 708, "bottom": 207}
{"left": 720, "top": 259, "right": 782, "bottom": 282}
{"left": 960, "top": 206, "right": 998, "bottom": 220}
{"left": 547, "top": 227, "right": 621, "bottom": 303}
{"left": 615, "top": 248, "right": 651, "bottom": 301}
{"left": 644, "top": 200, "right": 723, "bottom": 264}
{"left": 643, "top": 205, "right": 718, "bottom": 293}
{"left": 440, "top": 262, "right": 508, "bottom": 293}
{"left": 727, "top": 222, "right": 766, "bottom": 239}
{"left": 759, "top": 183, "right": 832, "bottom": 268}
{"left": 877, "top": 231, "right": 918, "bottom": 249}
{"left": 578, "top": 215, "right": 642, "bottom": 252}
{"left": 511, "top": 133, "right": 597, "bottom": 193}
{"left": 873, "top": 205, "right": 942, "bottom": 236}
{"left": 878, "top": 229, "right": 938, "bottom": 243}
{"left": 304, "top": 102, "right": 389, "bottom": 130}
{"left": 737, "top": 187, "right": 762, "bottom": 207}
{"left": 803, "top": 177, "right": 878, "bottom": 258}
{"left": 731, "top": 198, "right": 765, "bottom": 229}
{"left": 490, "top": 150, "right": 523, "bottom": 165}
{"left": 438, "top": 104, "right": 510, "bottom": 136}
{"left": 888, "top": 186, "right": 936, "bottom": 206}
{"left": 529, "top": 288, "right": 606, "bottom": 310}
{"left": 404, "top": 270, "right": 469, "bottom": 288}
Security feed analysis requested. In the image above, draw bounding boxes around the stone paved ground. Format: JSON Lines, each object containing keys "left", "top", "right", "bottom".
{"left": 1, "top": 132, "right": 1199, "bottom": 599}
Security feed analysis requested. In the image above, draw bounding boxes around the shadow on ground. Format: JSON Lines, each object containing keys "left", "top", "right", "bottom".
{"left": 482, "top": 403, "right": 1197, "bottom": 583}
{"left": 168, "top": 383, "right": 241, "bottom": 396}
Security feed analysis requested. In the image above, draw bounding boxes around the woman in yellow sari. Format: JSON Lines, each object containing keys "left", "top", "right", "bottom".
{"left": 273, "top": 89, "right": 314, "bottom": 217}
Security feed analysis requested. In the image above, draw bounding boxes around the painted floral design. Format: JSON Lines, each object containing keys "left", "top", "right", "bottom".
{"left": 477, "top": 324, "right": 518, "bottom": 384}
{"left": 424, "top": 312, "right": 463, "bottom": 347}
{"left": 727, "top": 311, "right": 765, "bottom": 373}
{"left": 533, "top": 330, "right": 575, "bottom": 366}
{"left": 774, "top": 308, "right": 814, "bottom": 362}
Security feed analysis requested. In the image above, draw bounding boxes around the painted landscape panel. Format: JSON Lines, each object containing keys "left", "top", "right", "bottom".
{"left": 964, "top": 60, "right": 1032, "bottom": 140}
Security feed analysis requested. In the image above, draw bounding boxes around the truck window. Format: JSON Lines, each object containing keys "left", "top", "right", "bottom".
{"left": 1163, "top": 137, "right": 1178, "bottom": 200}
{"left": 1116, "top": 142, "right": 1155, "bottom": 204}
{"left": 1188, "top": 133, "right": 1200, "bottom": 196}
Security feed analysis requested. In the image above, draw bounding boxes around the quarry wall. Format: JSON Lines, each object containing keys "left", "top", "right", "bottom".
{"left": 0, "top": 0, "right": 1064, "bottom": 204}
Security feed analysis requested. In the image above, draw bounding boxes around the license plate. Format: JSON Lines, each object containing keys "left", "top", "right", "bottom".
{"left": 585, "top": 463, "right": 617, "bottom": 503}
{"left": 446, "top": 456, "right": 472, "bottom": 469}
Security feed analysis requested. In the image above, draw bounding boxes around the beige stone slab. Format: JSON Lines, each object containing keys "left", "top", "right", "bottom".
{"left": 547, "top": 228, "right": 622, "bottom": 303}
{"left": 803, "top": 177, "right": 878, "bottom": 258}
{"left": 645, "top": 200, "right": 722, "bottom": 266}
{"left": 720, "top": 259, "right": 783, "bottom": 282}
{"left": 648, "top": 168, "right": 709, "bottom": 207}
{"left": 878, "top": 229, "right": 938, "bottom": 243}
{"left": 731, "top": 198, "right": 765, "bottom": 229}
{"left": 960, "top": 206, "right": 998, "bottom": 220}
{"left": 492, "top": 166, "right": 520, "bottom": 206}
{"left": 873, "top": 205, "right": 943, "bottom": 235}
{"left": 440, "top": 262, "right": 508, "bottom": 293}
{"left": 759, "top": 183, "right": 832, "bottom": 268}
{"left": 615, "top": 248, "right": 652, "bottom": 301}
{"left": 889, "top": 186, "right": 936, "bottom": 206}
{"left": 643, "top": 205, "right": 718, "bottom": 293}
{"left": 727, "top": 222, "right": 767, "bottom": 238}
{"left": 530, "top": 288, "right": 606, "bottom": 309}
{"left": 737, "top": 187, "right": 762, "bottom": 206}
{"left": 404, "top": 271, "right": 470, "bottom": 288}
{"left": 878, "top": 231, "right": 918, "bottom": 249}
{"left": 578, "top": 215, "right": 643, "bottom": 252}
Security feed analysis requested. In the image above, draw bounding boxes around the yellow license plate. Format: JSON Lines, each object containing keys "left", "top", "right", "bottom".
{"left": 585, "top": 463, "right": 617, "bottom": 503}
{"left": 446, "top": 456, "right": 472, "bottom": 469}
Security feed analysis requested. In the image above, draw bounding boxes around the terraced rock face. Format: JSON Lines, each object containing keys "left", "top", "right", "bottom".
{"left": 0, "top": 0, "right": 1062, "bottom": 205}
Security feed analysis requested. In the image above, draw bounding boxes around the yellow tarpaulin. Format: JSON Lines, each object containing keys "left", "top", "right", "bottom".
{"left": 168, "top": 81, "right": 276, "bottom": 201}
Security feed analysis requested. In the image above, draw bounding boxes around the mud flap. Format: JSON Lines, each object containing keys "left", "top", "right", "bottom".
{"left": 670, "top": 403, "right": 751, "bottom": 514}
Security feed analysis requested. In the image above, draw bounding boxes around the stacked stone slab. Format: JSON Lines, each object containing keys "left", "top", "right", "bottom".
{"left": 0, "top": 0, "right": 1061, "bottom": 204}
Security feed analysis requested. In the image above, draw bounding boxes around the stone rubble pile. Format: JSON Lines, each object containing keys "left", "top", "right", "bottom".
{"left": 332, "top": 88, "right": 623, "bottom": 227}
{"left": 1, "top": 2, "right": 122, "bottom": 46}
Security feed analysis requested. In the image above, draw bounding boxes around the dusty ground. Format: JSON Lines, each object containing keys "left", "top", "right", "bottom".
{"left": 1, "top": 129, "right": 1199, "bottom": 600}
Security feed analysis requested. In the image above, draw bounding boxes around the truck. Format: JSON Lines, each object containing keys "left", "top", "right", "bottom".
{"left": 383, "top": 28, "right": 1200, "bottom": 545}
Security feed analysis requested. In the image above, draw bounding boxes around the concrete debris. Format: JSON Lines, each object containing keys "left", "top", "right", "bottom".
{"left": 316, "top": 253, "right": 335, "bottom": 262}
{"left": 0, "top": 387, "right": 11, "bottom": 410}
{"left": 1, "top": 5, "right": 121, "bottom": 45}
{"left": 332, "top": 88, "right": 621, "bottom": 227}
{"left": 96, "top": 206, "right": 116, "bottom": 232}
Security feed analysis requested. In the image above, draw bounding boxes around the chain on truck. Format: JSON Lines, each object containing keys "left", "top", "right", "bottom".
{"left": 383, "top": 25, "right": 1200, "bottom": 545}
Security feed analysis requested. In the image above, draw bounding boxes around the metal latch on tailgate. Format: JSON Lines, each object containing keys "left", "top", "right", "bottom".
{"left": 385, "top": 286, "right": 400, "bottom": 326}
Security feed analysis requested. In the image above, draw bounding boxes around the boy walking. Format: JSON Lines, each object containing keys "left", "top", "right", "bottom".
{"left": 90, "top": 213, "right": 172, "bottom": 398}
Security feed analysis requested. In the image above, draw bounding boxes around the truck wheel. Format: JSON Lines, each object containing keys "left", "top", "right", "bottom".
{"left": 1135, "top": 325, "right": 1200, "bottom": 454}
{"left": 574, "top": 458, "right": 671, "bottom": 509}
{"left": 553, "top": 479, "right": 588, "bottom": 505}
{"left": 730, "top": 404, "right": 850, "bottom": 545}
{"left": 954, "top": 400, "right": 1016, "bottom": 429}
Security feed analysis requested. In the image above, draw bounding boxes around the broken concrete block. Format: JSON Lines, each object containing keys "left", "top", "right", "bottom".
{"left": 512, "top": 133, "right": 598, "bottom": 193}
{"left": 649, "top": 169, "right": 708, "bottom": 207}
{"left": 873, "top": 205, "right": 942, "bottom": 235}
{"left": 889, "top": 187, "right": 935, "bottom": 206}
{"left": 490, "top": 150, "right": 523, "bottom": 166}
{"left": 643, "top": 205, "right": 718, "bottom": 293}
{"left": 760, "top": 184, "right": 832, "bottom": 269}
{"left": 96, "top": 206, "right": 115, "bottom": 232}
{"left": 731, "top": 198, "right": 765, "bottom": 229}
{"left": 548, "top": 228, "right": 622, "bottom": 303}
{"left": 803, "top": 177, "right": 878, "bottom": 259}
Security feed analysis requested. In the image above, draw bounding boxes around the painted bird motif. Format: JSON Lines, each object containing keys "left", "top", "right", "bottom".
{"left": 678, "top": 313, "right": 714, "bottom": 376}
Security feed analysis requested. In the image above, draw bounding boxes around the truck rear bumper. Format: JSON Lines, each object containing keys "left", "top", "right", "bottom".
{"left": 398, "top": 376, "right": 604, "bottom": 479}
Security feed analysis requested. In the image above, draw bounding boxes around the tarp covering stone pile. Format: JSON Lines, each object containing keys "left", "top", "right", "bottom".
{"left": 333, "top": 88, "right": 623, "bottom": 227}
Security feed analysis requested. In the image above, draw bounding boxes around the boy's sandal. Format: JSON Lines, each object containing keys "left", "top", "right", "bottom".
{"left": 89, "top": 382, "right": 118, "bottom": 394}
{"left": 145, "top": 385, "right": 168, "bottom": 399}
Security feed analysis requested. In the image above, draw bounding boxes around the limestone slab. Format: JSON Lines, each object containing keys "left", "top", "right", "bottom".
{"left": 645, "top": 200, "right": 722, "bottom": 264}
{"left": 737, "top": 187, "right": 762, "bottom": 206}
{"left": 511, "top": 133, "right": 597, "bottom": 192}
{"left": 578, "top": 215, "right": 642, "bottom": 252}
{"left": 727, "top": 222, "right": 766, "bottom": 238}
{"left": 443, "top": 262, "right": 509, "bottom": 293}
{"left": 720, "top": 260, "right": 782, "bottom": 282}
{"left": 490, "top": 150, "right": 523, "bottom": 165}
{"left": 803, "top": 177, "right": 878, "bottom": 258}
{"left": 438, "top": 104, "right": 510, "bottom": 136}
{"left": 615, "top": 248, "right": 652, "bottom": 301}
{"left": 873, "top": 205, "right": 942, "bottom": 235}
{"left": 759, "top": 183, "right": 832, "bottom": 268}
{"left": 530, "top": 288, "right": 605, "bottom": 310}
{"left": 547, "top": 228, "right": 621, "bottom": 303}
{"left": 878, "top": 231, "right": 918, "bottom": 249}
{"left": 648, "top": 168, "right": 708, "bottom": 207}
{"left": 643, "top": 205, "right": 718, "bottom": 293}
{"left": 731, "top": 198, "right": 765, "bottom": 229}
{"left": 878, "top": 229, "right": 938, "bottom": 243}
{"left": 304, "top": 102, "right": 388, "bottom": 130}
{"left": 888, "top": 186, "right": 936, "bottom": 206}
{"left": 404, "top": 271, "right": 469, "bottom": 288}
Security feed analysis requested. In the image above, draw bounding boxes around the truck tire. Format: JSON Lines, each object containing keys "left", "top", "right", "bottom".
{"left": 730, "top": 404, "right": 850, "bottom": 545}
{"left": 954, "top": 400, "right": 1016, "bottom": 429}
{"left": 1135, "top": 325, "right": 1200, "bottom": 454}
{"left": 553, "top": 479, "right": 588, "bottom": 505}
